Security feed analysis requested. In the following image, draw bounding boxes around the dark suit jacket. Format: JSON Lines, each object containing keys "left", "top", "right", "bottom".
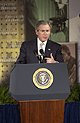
{"left": 16, "top": 38, "right": 64, "bottom": 64}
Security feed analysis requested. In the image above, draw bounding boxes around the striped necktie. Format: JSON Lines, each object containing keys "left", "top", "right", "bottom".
{"left": 40, "top": 42, "right": 44, "bottom": 50}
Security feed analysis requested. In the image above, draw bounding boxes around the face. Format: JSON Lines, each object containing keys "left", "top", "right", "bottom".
{"left": 35, "top": 24, "right": 51, "bottom": 42}
{"left": 62, "top": 50, "right": 70, "bottom": 63}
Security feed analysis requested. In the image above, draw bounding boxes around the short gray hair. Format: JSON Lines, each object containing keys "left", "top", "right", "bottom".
{"left": 35, "top": 20, "right": 52, "bottom": 31}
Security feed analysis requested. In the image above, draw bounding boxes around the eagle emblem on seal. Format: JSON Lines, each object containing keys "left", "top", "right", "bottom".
{"left": 38, "top": 72, "right": 48, "bottom": 85}
{"left": 33, "top": 68, "right": 53, "bottom": 89}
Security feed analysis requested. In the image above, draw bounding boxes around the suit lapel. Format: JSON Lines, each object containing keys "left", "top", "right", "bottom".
{"left": 32, "top": 38, "right": 39, "bottom": 63}
{"left": 45, "top": 40, "right": 52, "bottom": 58}
{"left": 32, "top": 38, "right": 37, "bottom": 50}
{"left": 42, "top": 40, "right": 52, "bottom": 63}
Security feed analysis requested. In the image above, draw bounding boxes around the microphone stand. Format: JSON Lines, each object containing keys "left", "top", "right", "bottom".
{"left": 39, "top": 49, "right": 45, "bottom": 63}
{"left": 33, "top": 49, "right": 42, "bottom": 63}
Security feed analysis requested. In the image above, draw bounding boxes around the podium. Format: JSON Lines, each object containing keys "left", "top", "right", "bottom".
{"left": 10, "top": 63, "right": 70, "bottom": 123}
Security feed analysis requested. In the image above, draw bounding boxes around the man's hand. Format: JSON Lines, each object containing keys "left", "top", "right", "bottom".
{"left": 45, "top": 53, "right": 57, "bottom": 63}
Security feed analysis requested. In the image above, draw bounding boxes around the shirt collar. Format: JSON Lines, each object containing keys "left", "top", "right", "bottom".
{"left": 37, "top": 37, "right": 47, "bottom": 46}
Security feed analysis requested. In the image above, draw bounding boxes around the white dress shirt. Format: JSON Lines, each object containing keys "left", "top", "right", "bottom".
{"left": 37, "top": 38, "right": 47, "bottom": 55}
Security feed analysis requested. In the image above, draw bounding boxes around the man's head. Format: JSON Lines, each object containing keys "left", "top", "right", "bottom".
{"left": 61, "top": 45, "right": 71, "bottom": 63}
{"left": 35, "top": 20, "right": 52, "bottom": 42}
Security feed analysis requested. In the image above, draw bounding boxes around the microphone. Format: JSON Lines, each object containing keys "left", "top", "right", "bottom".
{"left": 33, "top": 49, "right": 40, "bottom": 60}
{"left": 39, "top": 49, "right": 45, "bottom": 58}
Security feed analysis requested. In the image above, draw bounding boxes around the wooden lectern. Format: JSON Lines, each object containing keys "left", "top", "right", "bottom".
{"left": 10, "top": 63, "right": 70, "bottom": 123}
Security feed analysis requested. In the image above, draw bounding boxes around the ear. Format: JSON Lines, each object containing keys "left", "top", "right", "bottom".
{"left": 35, "top": 29, "right": 38, "bottom": 36}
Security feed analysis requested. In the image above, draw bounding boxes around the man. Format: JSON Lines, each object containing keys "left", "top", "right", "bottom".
{"left": 61, "top": 44, "right": 76, "bottom": 86}
{"left": 16, "top": 20, "right": 64, "bottom": 64}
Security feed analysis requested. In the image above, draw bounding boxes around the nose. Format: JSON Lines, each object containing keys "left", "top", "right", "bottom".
{"left": 43, "top": 31, "right": 47, "bottom": 35}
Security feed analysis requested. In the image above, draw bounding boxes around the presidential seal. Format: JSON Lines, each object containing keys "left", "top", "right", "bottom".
{"left": 33, "top": 68, "right": 53, "bottom": 89}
